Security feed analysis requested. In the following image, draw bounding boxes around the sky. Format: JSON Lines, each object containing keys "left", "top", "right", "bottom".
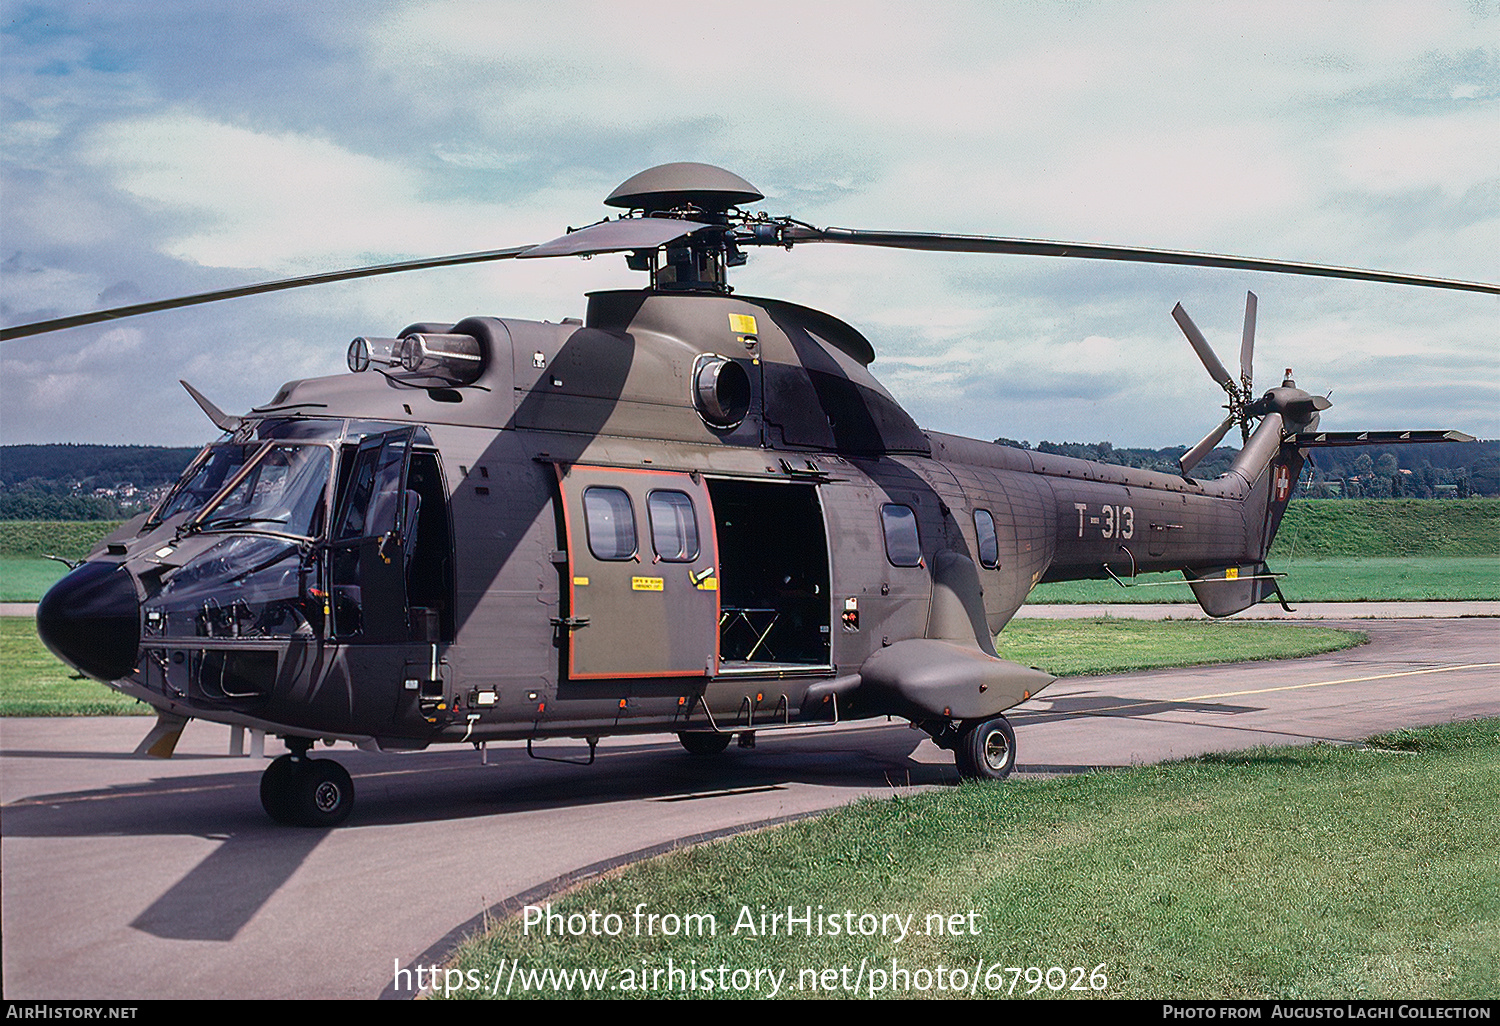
{"left": 1, "top": 0, "right": 1496, "bottom": 450}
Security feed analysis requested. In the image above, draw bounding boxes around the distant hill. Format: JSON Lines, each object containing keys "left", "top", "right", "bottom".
{"left": 1, "top": 445, "right": 198, "bottom": 519}
{"left": 0, "top": 444, "right": 200, "bottom": 488}
{"left": 993, "top": 438, "right": 1500, "bottom": 498}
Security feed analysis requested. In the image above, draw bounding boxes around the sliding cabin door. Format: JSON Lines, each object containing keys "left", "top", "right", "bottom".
{"left": 556, "top": 466, "right": 719, "bottom": 680}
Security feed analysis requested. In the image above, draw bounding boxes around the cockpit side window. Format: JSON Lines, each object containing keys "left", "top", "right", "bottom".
{"left": 334, "top": 434, "right": 409, "bottom": 541}
{"left": 151, "top": 442, "right": 253, "bottom": 525}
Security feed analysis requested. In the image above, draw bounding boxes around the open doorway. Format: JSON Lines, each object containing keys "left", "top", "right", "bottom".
{"left": 706, "top": 480, "right": 831, "bottom": 669}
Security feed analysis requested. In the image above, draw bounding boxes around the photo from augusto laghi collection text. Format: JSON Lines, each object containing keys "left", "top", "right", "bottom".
{"left": 396, "top": 901, "right": 1113, "bottom": 998}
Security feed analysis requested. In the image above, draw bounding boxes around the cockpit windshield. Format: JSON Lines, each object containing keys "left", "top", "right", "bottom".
{"left": 150, "top": 442, "right": 255, "bottom": 526}
{"left": 192, "top": 443, "right": 332, "bottom": 539}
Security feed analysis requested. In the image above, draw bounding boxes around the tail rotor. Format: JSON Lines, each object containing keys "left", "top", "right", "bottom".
{"left": 1175, "top": 290, "right": 1259, "bottom": 473}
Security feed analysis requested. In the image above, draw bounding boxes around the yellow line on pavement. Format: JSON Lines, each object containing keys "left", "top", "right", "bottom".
{"left": 1176, "top": 663, "right": 1500, "bottom": 702}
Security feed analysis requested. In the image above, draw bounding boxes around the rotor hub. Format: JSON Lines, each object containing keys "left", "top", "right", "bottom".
{"left": 605, "top": 163, "right": 764, "bottom": 214}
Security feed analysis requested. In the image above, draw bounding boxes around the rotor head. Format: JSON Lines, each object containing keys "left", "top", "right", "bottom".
{"left": 605, "top": 163, "right": 764, "bottom": 214}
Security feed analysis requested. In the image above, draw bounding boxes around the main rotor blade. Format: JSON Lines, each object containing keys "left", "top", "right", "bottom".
{"left": 1180, "top": 413, "right": 1237, "bottom": 474}
{"left": 1, "top": 244, "right": 538, "bottom": 341}
{"left": 1172, "top": 303, "right": 1235, "bottom": 391}
{"left": 518, "top": 217, "right": 712, "bottom": 258}
{"left": 1240, "top": 290, "right": 1257, "bottom": 393}
{"left": 780, "top": 226, "right": 1500, "bottom": 295}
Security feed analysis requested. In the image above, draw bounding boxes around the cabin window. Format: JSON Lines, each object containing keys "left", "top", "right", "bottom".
{"left": 974, "top": 509, "right": 1000, "bottom": 569}
{"left": 880, "top": 503, "right": 922, "bottom": 567}
{"left": 648, "top": 490, "right": 699, "bottom": 562}
{"left": 583, "top": 486, "right": 637, "bottom": 560}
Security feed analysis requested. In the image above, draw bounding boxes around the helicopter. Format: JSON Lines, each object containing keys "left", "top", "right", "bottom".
{"left": 13, "top": 162, "right": 1491, "bottom": 827}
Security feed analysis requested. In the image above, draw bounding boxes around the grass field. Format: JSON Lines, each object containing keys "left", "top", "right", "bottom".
{"left": 442, "top": 718, "right": 1500, "bottom": 1000}
{"left": 1270, "top": 499, "right": 1499, "bottom": 558}
{"left": 0, "top": 618, "right": 149, "bottom": 716}
{"left": 0, "top": 520, "right": 124, "bottom": 600}
{"left": 996, "top": 619, "right": 1363, "bottom": 676}
{"left": 1030, "top": 556, "right": 1499, "bottom": 604}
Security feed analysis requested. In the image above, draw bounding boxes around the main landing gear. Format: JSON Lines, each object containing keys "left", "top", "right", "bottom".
{"left": 926, "top": 714, "right": 1017, "bottom": 781}
{"left": 260, "top": 737, "right": 355, "bottom": 827}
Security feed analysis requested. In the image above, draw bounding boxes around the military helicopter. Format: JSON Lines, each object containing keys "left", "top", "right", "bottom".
{"left": 12, "top": 163, "right": 1491, "bottom": 827}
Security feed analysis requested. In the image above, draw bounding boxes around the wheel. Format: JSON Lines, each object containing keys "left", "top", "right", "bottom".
{"left": 678, "top": 731, "right": 732, "bottom": 756}
{"left": 259, "top": 754, "right": 302, "bottom": 824}
{"left": 285, "top": 759, "right": 355, "bottom": 827}
{"left": 954, "top": 715, "right": 1016, "bottom": 781}
{"left": 261, "top": 757, "right": 355, "bottom": 827}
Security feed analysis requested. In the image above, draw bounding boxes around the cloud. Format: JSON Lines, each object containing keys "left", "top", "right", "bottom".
{"left": 77, "top": 113, "right": 511, "bottom": 271}
{"left": 2, "top": 0, "right": 1495, "bottom": 446}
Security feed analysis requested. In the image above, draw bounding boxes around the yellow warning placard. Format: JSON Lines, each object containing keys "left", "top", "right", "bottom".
{"left": 632, "top": 576, "right": 664, "bottom": 591}
{"left": 573, "top": 576, "right": 590, "bottom": 586}
{"left": 728, "top": 313, "right": 758, "bottom": 335}
{"left": 1225, "top": 567, "right": 1239, "bottom": 580}
{"left": 695, "top": 576, "right": 718, "bottom": 591}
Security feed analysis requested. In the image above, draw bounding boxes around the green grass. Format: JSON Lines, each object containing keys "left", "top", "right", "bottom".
{"left": 1030, "top": 556, "right": 1500, "bottom": 604}
{"left": 997, "top": 619, "right": 1364, "bottom": 677}
{"left": 0, "top": 618, "right": 149, "bottom": 716}
{"left": 1271, "top": 499, "right": 1499, "bottom": 558}
{"left": 0, "top": 521, "right": 124, "bottom": 601}
{"left": 0, "top": 556, "right": 73, "bottom": 601}
{"left": 0, "top": 520, "right": 124, "bottom": 558}
{"left": 442, "top": 719, "right": 1500, "bottom": 1000}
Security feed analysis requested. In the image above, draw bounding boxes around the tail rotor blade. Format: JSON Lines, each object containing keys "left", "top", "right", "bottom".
{"left": 1240, "top": 290, "right": 1257, "bottom": 393}
{"left": 1172, "top": 303, "right": 1234, "bottom": 390}
{"left": 1179, "top": 413, "right": 1237, "bottom": 474}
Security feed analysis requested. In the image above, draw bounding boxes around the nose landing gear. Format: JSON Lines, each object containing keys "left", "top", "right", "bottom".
{"left": 260, "top": 738, "right": 355, "bottom": 827}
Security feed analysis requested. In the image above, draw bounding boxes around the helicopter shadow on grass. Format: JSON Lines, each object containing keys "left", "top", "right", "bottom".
{"left": 0, "top": 722, "right": 948, "bottom": 942}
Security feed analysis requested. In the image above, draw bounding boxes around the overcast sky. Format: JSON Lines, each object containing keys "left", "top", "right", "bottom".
{"left": 2, "top": 0, "right": 1496, "bottom": 449}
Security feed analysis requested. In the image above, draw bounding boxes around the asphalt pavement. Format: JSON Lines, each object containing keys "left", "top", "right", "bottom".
{"left": 1, "top": 608, "right": 1496, "bottom": 999}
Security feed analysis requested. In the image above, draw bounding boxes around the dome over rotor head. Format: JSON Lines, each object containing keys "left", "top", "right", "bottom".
{"left": 605, "top": 163, "right": 764, "bottom": 213}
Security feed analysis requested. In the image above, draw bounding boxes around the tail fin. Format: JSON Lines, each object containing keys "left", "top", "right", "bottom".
{"left": 1170, "top": 296, "right": 1473, "bottom": 617}
{"left": 1185, "top": 423, "right": 1303, "bottom": 617}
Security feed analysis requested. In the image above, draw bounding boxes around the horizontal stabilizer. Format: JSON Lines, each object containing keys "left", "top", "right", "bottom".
{"left": 1183, "top": 563, "right": 1285, "bottom": 618}
{"left": 1290, "top": 429, "right": 1475, "bottom": 447}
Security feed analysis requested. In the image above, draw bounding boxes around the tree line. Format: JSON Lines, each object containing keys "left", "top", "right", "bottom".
{"left": 992, "top": 438, "right": 1500, "bottom": 498}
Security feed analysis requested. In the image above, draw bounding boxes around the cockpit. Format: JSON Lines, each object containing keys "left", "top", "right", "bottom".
{"left": 137, "top": 419, "right": 453, "bottom": 656}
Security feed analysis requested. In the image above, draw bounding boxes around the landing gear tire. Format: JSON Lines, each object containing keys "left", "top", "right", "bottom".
{"left": 260, "top": 755, "right": 355, "bottom": 827}
{"left": 678, "top": 731, "right": 732, "bottom": 756}
{"left": 259, "top": 754, "right": 301, "bottom": 824}
{"left": 954, "top": 715, "right": 1016, "bottom": 781}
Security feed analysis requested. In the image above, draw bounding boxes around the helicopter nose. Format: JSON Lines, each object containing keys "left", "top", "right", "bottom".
{"left": 36, "top": 561, "right": 141, "bottom": 682}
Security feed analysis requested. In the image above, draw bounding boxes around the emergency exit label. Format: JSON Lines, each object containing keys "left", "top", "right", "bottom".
{"left": 632, "top": 576, "right": 664, "bottom": 591}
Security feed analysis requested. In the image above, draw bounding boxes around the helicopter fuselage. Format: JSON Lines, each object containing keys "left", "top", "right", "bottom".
{"left": 39, "top": 288, "right": 1308, "bottom": 757}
